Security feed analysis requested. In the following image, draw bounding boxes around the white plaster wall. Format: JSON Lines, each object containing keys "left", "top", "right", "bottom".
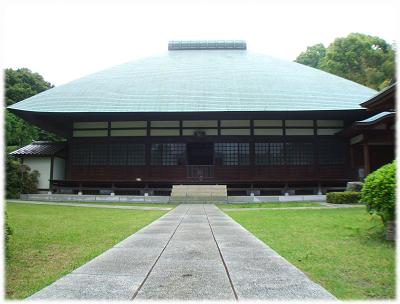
{"left": 53, "top": 157, "right": 65, "bottom": 181}
{"left": 23, "top": 157, "right": 51, "bottom": 190}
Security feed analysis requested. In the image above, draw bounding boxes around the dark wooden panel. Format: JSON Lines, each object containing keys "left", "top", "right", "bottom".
{"left": 318, "top": 165, "right": 347, "bottom": 179}
{"left": 255, "top": 166, "right": 289, "bottom": 180}
{"left": 70, "top": 166, "right": 147, "bottom": 180}
{"left": 149, "top": 166, "right": 186, "bottom": 180}
{"left": 214, "top": 166, "right": 253, "bottom": 180}
{"left": 69, "top": 163, "right": 352, "bottom": 183}
{"left": 369, "top": 145, "right": 395, "bottom": 171}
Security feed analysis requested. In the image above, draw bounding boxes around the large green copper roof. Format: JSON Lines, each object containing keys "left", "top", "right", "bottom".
{"left": 9, "top": 41, "right": 377, "bottom": 113}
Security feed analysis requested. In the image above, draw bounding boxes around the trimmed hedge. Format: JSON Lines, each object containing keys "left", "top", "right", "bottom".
{"left": 326, "top": 191, "right": 361, "bottom": 204}
{"left": 361, "top": 161, "right": 395, "bottom": 224}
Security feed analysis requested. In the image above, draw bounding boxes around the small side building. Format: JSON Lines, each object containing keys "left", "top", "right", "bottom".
{"left": 10, "top": 141, "right": 67, "bottom": 193}
{"left": 339, "top": 83, "right": 396, "bottom": 180}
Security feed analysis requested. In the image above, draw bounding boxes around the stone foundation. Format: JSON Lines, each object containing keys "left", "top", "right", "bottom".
{"left": 20, "top": 193, "right": 326, "bottom": 203}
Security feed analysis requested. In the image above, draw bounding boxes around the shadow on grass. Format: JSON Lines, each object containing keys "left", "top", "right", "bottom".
{"left": 350, "top": 215, "right": 394, "bottom": 247}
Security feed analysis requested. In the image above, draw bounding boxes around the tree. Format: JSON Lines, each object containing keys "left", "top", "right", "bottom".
{"left": 295, "top": 33, "right": 396, "bottom": 90}
{"left": 5, "top": 68, "right": 59, "bottom": 146}
{"left": 5, "top": 68, "right": 53, "bottom": 106}
{"left": 295, "top": 43, "right": 326, "bottom": 69}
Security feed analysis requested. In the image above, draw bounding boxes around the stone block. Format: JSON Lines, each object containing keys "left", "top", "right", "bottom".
{"left": 95, "top": 195, "right": 120, "bottom": 202}
{"left": 346, "top": 181, "right": 363, "bottom": 192}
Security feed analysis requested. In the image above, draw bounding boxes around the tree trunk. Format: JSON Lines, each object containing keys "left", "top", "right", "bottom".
{"left": 386, "top": 220, "right": 396, "bottom": 241}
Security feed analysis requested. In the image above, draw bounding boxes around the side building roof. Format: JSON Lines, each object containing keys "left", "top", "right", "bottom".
{"left": 356, "top": 111, "right": 394, "bottom": 125}
{"left": 360, "top": 82, "right": 396, "bottom": 111}
{"left": 10, "top": 141, "right": 66, "bottom": 157}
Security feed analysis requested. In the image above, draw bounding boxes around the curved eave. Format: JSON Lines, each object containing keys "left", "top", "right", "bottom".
{"left": 356, "top": 112, "right": 395, "bottom": 125}
{"left": 7, "top": 102, "right": 367, "bottom": 113}
{"left": 338, "top": 112, "right": 395, "bottom": 137}
{"left": 8, "top": 108, "right": 368, "bottom": 116}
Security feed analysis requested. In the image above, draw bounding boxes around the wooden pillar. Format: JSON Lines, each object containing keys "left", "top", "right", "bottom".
{"left": 349, "top": 145, "right": 355, "bottom": 179}
{"left": 350, "top": 146, "right": 355, "bottom": 169}
{"left": 363, "top": 141, "right": 370, "bottom": 176}
{"left": 249, "top": 127, "right": 255, "bottom": 179}
{"left": 145, "top": 121, "right": 151, "bottom": 181}
{"left": 50, "top": 156, "right": 54, "bottom": 181}
{"left": 49, "top": 156, "right": 54, "bottom": 193}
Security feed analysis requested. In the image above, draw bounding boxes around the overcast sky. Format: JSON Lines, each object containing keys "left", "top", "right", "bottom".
{"left": 2, "top": 0, "right": 399, "bottom": 85}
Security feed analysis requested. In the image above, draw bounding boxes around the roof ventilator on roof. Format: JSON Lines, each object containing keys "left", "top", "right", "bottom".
{"left": 168, "top": 40, "right": 246, "bottom": 50}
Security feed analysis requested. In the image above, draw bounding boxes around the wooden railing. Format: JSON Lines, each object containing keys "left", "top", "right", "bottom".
{"left": 186, "top": 165, "right": 215, "bottom": 179}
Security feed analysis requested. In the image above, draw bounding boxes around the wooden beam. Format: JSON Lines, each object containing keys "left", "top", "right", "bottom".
{"left": 50, "top": 156, "right": 54, "bottom": 181}
{"left": 363, "top": 142, "right": 371, "bottom": 175}
{"left": 49, "top": 156, "right": 55, "bottom": 193}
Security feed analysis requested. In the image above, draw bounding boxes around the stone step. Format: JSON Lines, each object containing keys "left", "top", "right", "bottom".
{"left": 171, "top": 192, "right": 226, "bottom": 196}
{"left": 170, "top": 196, "right": 227, "bottom": 202}
{"left": 171, "top": 185, "right": 227, "bottom": 198}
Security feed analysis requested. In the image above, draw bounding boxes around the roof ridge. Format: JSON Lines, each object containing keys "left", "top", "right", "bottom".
{"left": 168, "top": 40, "right": 246, "bottom": 50}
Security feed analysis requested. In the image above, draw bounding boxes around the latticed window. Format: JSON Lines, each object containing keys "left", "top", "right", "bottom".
{"left": 91, "top": 143, "right": 108, "bottom": 165}
{"left": 127, "top": 144, "right": 145, "bottom": 166}
{"left": 73, "top": 143, "right": 146, "bottom": 166}
{"left": 214, "top": 143, "right": 249, "bottom": 166}
{"left": 71, "top": 144, "right": 90, "bottom": 166}
{"left": 285, "top": 143, "right": 313, "bottom": 165}
{"left": 108, "top": 143, "right": 145, "bottom": 166}
{"left": 151, "top": 144, "right": 162, "bottom": 165}
{"left": 255, "top": 143, "right": 284, "bottom": 165}
{"left": 318, "top": 142, "right": 345, "bottom": 165}
{"left": 109, "top": 144, "right": 127, "bottom": 166}
{"left": 151, "top": 143, "right": 186, "bottom": 166}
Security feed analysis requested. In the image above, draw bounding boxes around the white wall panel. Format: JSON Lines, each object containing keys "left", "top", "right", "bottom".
{"left": 23, "top": 157, "right": 51, "bottom": 190}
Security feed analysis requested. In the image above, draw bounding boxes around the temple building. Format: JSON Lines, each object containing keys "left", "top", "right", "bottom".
{"left": 8, "top": 40, "right": 395, "bottom": 196}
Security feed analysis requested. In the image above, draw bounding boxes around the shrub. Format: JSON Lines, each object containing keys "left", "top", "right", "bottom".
{"left": 22, "top": 167, "right": 40, "bottom": 194}
{"left": 6, "top": 155, "right": 39, "bottom": 198}
{"left": 361, "top": 161, "right": 396, "bottom": 224}
{"left": 6, "top": 156, "right": 20, "bottom": 198}
{"left": 326, "top": 191, "right": 361, "bottom": 204}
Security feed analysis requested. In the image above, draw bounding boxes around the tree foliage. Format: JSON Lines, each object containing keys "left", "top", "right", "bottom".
{"left": 361, "top": 161, "right": 396, "bottom": 224}
{"left": 295, "top": 43, "right": 326, "bottom": 69}
{"left": 5, "top": 68, "right": 53, "bottom": 106}
{"left": 295, "top": 33, "right": 396, "bottom": 90}
{"left": 5, "top": 68, "right": 59, "bottom": 146}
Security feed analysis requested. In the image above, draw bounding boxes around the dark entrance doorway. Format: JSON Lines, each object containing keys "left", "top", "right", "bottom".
{"left": 187, "top": 142, "right": 214, "bottom": 165}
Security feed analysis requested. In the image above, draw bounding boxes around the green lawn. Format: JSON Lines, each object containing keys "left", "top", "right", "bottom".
{"left": 225, "top": 207, "right": 395, "bottom": 299}
{"left": 9, "top": 200, "right": 176, "bottom": 208}
{"left": 218, "top": 201, "right": 324, "bottom": 208}
{"left": 5, "top": 202, "right": 168, "bottom": 299}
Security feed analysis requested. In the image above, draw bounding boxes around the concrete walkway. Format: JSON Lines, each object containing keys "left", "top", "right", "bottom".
{"left": 28, "top": 204, "right": 335, "bottom": 300}
{"left": 7, "top": 200, "right": 172, "bottom": 211}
